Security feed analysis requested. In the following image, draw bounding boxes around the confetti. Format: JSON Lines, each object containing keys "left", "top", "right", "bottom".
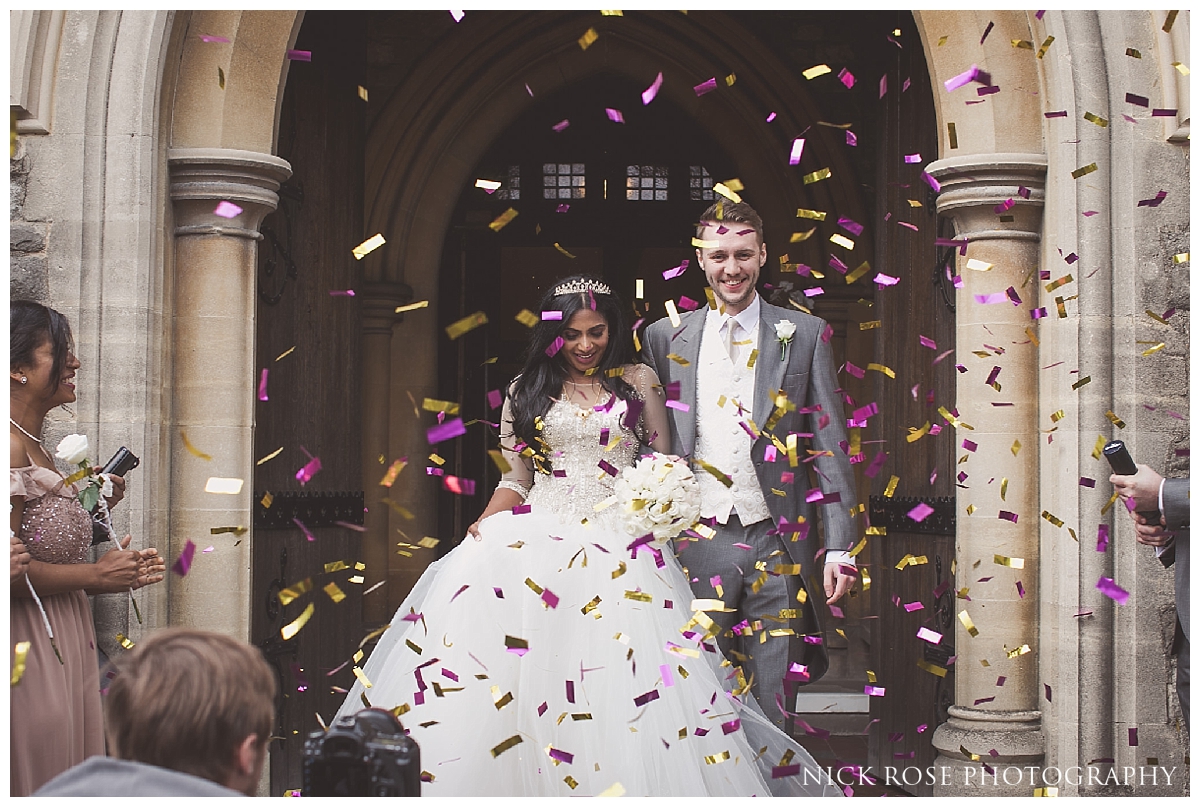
{"left": 181, "top": 430, "right": 213, "bottom": 461}
{"left": 958, "top": 610, "right": 979, "bottom": 637}
{"left": 488, "top": 208, "right": 519, "bottom": 232}
{"left": 1071, "top": 163, "right": 1098, "bottom": 179}
{"left": 286, "top": 49, "right": 311, "bottom": 62}
{"left": 446, "top": 311, "right": 488, "bottom": 339}
{"left": 907, "top": 503, "right": 935, "bottom": 523}
{"left": 352, "top": 234, "right": 386, "bottom": 260}
{"left": 788, "top": 138, "right": 806, "bottom": 165}
{"left": 213, "top": 201, "right": 242, "bottom": 219}
{"left": 1096, "top": 577, "right": 1129, "bottom": 605}
{"left": 642, "top": 72, "right": 663, "bottom": 105}
{"left": 802, "top": 168, "right": 831, "bottom": 184}
{"left": 693, "top": 77, "right": 717, "bottom": 97}
{"left": 204, "top": 477, "right": 243, "bottom": 494}
{"left": 295, "top": 455, "right": 322, "bottom": 485}
{"left": 605, "top": 108, "right": 625, "bottom": 124}
{"left": 426, "top": 418, "right": 466, "bottom": 444}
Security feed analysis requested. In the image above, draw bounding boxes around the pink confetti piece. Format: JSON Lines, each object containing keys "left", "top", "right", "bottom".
{"left": 829, "top": 604, "right": 845, "bottom": 618}
{"left": 605, "top": 108, "right": 625, "bottom": 124}
{"left": 633, "top": 689, "right": 661, "bottom": 707}
{"left": 974, "top": 696, "right": 996, "bottom": 706}
{"left": 677, "top": 295, "right": 701, "bottom": 311}
{"left": 511, "top": 504, "right": 531, "bottom": 515}
{"left": 821, "top": 323, "right": 833, "bottom": 343}
{"left": 328, "top": 289, "right": 355, "bottom": 296}
{"left": 1125, "top": 93, "right": 1149, "bottom": 107}
{"left": 803, "top": 287, "right": 824, "bottom": 298}
{"left": 838, "top": 217, "right": 864, "bottom": 236}
{"left": 548, "top": 748, "right": 574, "bottom": 764}
{"left": 172, "top": 539, "right": 197, "bottom": 576}
{"left": 1016, "top": 581, "right": 1025, "bottom": 599}
{"left": 917, "top": 627, "right": 942, "bottom": 644}
{"left": 486, "top": 389, "right": 503, "bottom": 410}
{"left": 552, "top": 119, "right": 570, "bottom": 132}
{"left": 785, "top": 662, "right": 811, "bottom": 682}
{"left": 664, "top": 399, "right": 690, "bottom": 412}
{"left": 1152, "top": 108, "right": 1178, "bottom": 117}
{"left": 879, "top": 74, "right": 888, "bottom": 99}
{"left": 1031, "top": 307, "right": 1048, "bottom": 319}
{"left": 202, "top": 545, "right": 215, "bottom": 553}
{"left": 865, "top": 685, "right": 886, "bottom": 697}
{"left": 641, "top": 71, "right": 663, "bottom": 105}
{"left": 1079, "top": 477, "right": 1095, "bottom": 488}
{"left": 1128, "top": 727, "right": 1138, "bottom": 746}
{"left": 1044, "top": 684, "right": 1052, "bottom": 702}
{"left": 904, "top": 153, "right": 922, "bottom": 164}
{"left": 838, "top": 67, "right": 855, "bottom": 89}
{"left": 213, "top": 200, "right": 243, "bottom": 218}
{"left": 1096, "top": 576, "right": 1129, "bottom": 605}
{"left": 295, "top": 456, "right": 322, "bottom": 485}
{"left": 766, "top": 111, "right": 777, "bottom": 123}
{"left": 545, "top": 336, "right": 564, "bottom": 357}
{"left": 732, "top": 542, "right": 754, "bottom": 551}
{"left": 772, "top": 765, "right": 801, "bottom": 779}
{"left": 944, "top": 64, "right": 989, "bottom": 92}
{"left": 994, "top": 198, "right": 1015, "bottom": 214}
{"left": 1045, "top": 110, "right": 1068, "bottom": 118}
{"left": 199, "top": 34, "right": 231, "bottom": 43}
{"left": 693, "top": 77, "right": 717, "bottom": 96}
{"left": 874, "top": 273, "right": 900, "bottom": 286}
{"left": 907, "top": 502, "right": 935, "bottom": 522}
{"left": 846, "top": 130, "right": 857, "bottom": 147}
{"left": 903, "top": 601, "right": 924, "bottom": 612}
{"left": 286, "top": 49, "right": 312, "bottom": 62}
{"left": 864, "top": 451, "right": 888, "bottom": 478}
{"left": 541, "top": 310, "right": 563, "bottom": 320}
{"left": 426, "top": 417, "right": 466, "bottom": 444}
{"left": 974, "top": 292, "right": 1009, "bottom": 305}
{"left": 442, "top": 475, "right": 476, "bottom": 496}
{"left": 257, "top": 368, "right": 269, "bottom": 401}
{"left": 788, "top": 138, "right": 806, "bottom": 165}
{"left": 662, "top": 259, "right": 688, "bottom": 280}
{"left": 977, "top": 85, "right": 1000, "bottom": 96}
{"left": 919, "top": 335, "right": 937, "bottom": 349}
{"left": 999, "top": 510, "right": 1019, "bottom": 522}
{"left": 293, "top": 518, "right": 314, "bottom": 542}
{"left": 921, "top": 171, "right": 941, "bottom": 192}
{"left": 1137, "top": 190, "right": 1168, "bottom": 207}
{"left": 722, "top": 718, "right": 742, "bottom": 734}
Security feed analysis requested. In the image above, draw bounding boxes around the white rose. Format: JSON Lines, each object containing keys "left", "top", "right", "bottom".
{"left": 55, "top": 434, "right": 90, "bottom": 465}
{"left": 776, "top": 320, "right": 797, "bottom": 341}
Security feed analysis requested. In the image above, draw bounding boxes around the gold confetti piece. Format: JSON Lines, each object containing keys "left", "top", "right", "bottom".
{"left": 1105, "top": 410, "right": 1126, "bottom": 429}
{"left": 324, "top": 561, "right": 350, "bottom": 574}
{"left": 1036, "top": 35, "right": 1055, "bottom": 59}
{"left": 210, "top": 526, "right": 248, "bottom": 536}
{"left": 712, "top": 182, "right": 742, "bottom": 203}
{"left": 10, "top": 640, "right": 30, "bottom": 685}
{"left": 351, "top": 234, "right": 386, "bottom": 260}
{"left": 1173, "top": 63, "right": 1190, "bottom": 76}
{"left": 278, "top": 578, "right": 312, "bottom": 606}
{"left": 553, "top": 242, "right": 577, "bottom": 259}
{"left": 485, "top": 450, "right": 512, "bottom": 475}
{"left": 917, "top": 658, "right": 949, "bottom": 677}
{"left": 695, "top": 458, "right": 733, "bottom": 488}
{"left": 802, "top": 64, "right": 831, "bottom": 80}
{"left": 1146, "top": 309, "right": 1170, "bottom": 326}
{"left": 564, "top": 776, "right": 580, "bottom": 790}
{"left": 324, "top": 582, "right": 346, "bottom": 603}
{"left": 1000, "top": 478, "right": 1009, "bottom": 500}
{"left": 848, "top": 536, "right": 868, "bottom": 558}
{"left": 1090, "top": 434, "right": 1107, "bottom": 460}
{"left": 938, "top": 35, "right": 948, "bottom": 46}
{"left": 1071, "top": 376, "right": 1091, "bottom": 390}
{"left": 796, "top": 208, "right": 827, "bottom": 220}
{"left": 491, "top": 685, "right": 514, "bottom": 710}
{"left": 446, "top": 311, "right": 488, "bottom": 339}
{"left": 1025, "top": 326, "right": 1039, "bottom": 346}
{"left": 692, "top": 237, "right": 718, "bottom": 250}
{"left": 380, "top": 458, "right": 407, "bottom": 487}
{"left": 624, "top": 590, "right": 653, "bottom": 603}
{"left": 1012, "top": 39, "right": 1034, "bottom": 49}
{"left": 1041, "top": 510, "right": 1064, "bottom": 528}
{"left": 802, "top": 167, "right": 831, "bottom": 184}
{"left": 394, "top": 300, "right": 430, "bottom": 314}
{"left": 704, "top": 751, "right": 731, "bottom": 765}
{"left": 350, "top": 665, "right": 373, "bottom": 689}
{"left": 845, "top": 261, "right": 872, "bottom": 284}
{"left": 281, "top": 603, "right": 315, "bottom": 641}
{"left": 1141, "top": 342, "right": 1166, "bottom": 357}
{"left": 1071, "top": 163, "right": 1097, "bottom": 179}
{"left": 1033, "top": 787, "right": 1059, "bottom": 797}
{"left": 789, "top": 228, "right": 817, "bottom": 243}
{"left": 488, "top": 208, "right": 519, "bottom": 232}
{"left": 1163, "top": 9, "right": 1178, "bottom": 32}
{"left": 181, "top": 429, "right": 213, "bottom": 461}
{"left": 966, "top": 504, "right": 976, "bottom": 515}
{"left": 960, "top": 745, "right": 981, "bottom": 762}
{"left": 1174, "top": 252, "right": 1189, "bottom": 263}
{"left": 884, "top": 476, "right": 899, "bottom": 498}
{"left": 665, "top": 353, "right": 691, "bottom": 367}
{"left": 115, "top": 632, "right": 135, "bottom": 650}
{"left": 994, "top": 554, "right": 1025, "bottom": 569}
{"left": 256, "top": 447, "right": 284, "bottom": 466}
{"left": 867, "top": 362, "right": 895, "bottom": 378}
{"left": 664, "top": 299, "right": 681, "bottom": 328}
{"left": 422, "top": 398, "right": 460, "bottom": 416}
{"left": 260, "top": 492, "right": 274, "bottom": 510}
{"left": 958, "top": 610, "right": 979, "bottom": 637}
{"left": 829, "top": 233, "right": 855, "bottom": 251}
{"left": 746, "top": 349, "right": 759, "bottom": 369}
{"left": 965, "top": 258, "right": 993, "bottom": 272}
{"left": 598, "top": 783, "right": 625, "bottom": 797}
{"left": 938, "top": 406, "right": 974, "bottom": 430}
{"left": 491, "top": 735, "right": 524, "bottom": 757}
{"left": 859, "top": 320, "right": 881, "bottom": 330}
{"left": 572, "top": 712, "right": 594, "bottom": 721}
{"left": 1011, "top": 439, "right": 1021, "bottom": 456}
{"left": 1083, "top": 111, "right": 1109, "bottom": 127}
{"left": 510, "top": 309, "right": 541, "bottom": 330}
{"left": 947, "top": 122, "right": 958, "bottom": 149}
{"left": 1005, "top": 643, "right": 1032, "bottom": 659}
{"left": 204, "top": 477, "right": 243, "bottom": 495}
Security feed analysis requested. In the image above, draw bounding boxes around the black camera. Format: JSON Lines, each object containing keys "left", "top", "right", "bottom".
{"left": 301, "top": 708, "right": 421, "bottom": 797}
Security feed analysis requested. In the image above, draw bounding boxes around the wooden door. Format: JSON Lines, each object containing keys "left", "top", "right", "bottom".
{"left": 865, "top": 11, "right": 955, "bottom": 796}
{"left": 250, "top": 11, "right": 368, "bottom": 795}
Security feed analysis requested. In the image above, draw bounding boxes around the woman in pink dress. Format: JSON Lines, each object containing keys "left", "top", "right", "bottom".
{"left": 9, "top": 300, "right": 167, "bottom": 796}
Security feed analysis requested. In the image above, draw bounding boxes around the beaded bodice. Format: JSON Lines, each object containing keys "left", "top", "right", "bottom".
{"left": 11, "top": 465, "right": 93, "bottom": 565}
{"left": 524, "top": 397, "right": 642, "bottom": 531}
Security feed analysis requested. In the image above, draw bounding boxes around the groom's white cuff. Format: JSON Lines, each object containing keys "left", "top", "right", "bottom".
{"left": 825, "top": 551, "right": 855, "bottom": 568}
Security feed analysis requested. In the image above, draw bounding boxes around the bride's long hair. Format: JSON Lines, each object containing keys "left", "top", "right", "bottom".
{"left": 508, "top": 275, "right": 636, "bottom": 470}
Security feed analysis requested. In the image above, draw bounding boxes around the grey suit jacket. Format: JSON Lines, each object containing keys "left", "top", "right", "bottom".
{"left": 643, "top": 301, "right": 859, "bottom": 568}
{"left": 1163, "top": 477, "right": 1190, "bottom": 641}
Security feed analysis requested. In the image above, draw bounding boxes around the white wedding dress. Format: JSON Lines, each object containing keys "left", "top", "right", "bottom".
{"left": 334, "top": 364, "right": 840, "bottom": 797}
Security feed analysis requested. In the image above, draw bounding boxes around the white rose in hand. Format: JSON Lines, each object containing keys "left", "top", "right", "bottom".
{"left": 55, "top": 434, "right": 90, "bottom": 465}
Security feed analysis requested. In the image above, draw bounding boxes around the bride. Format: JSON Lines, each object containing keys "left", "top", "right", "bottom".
{"left": 334, "top": 276, "right": 840, "bottom": 797}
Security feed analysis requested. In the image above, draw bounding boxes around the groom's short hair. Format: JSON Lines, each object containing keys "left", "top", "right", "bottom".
{"left": 695, "top": 201, "right": 764, "bottom": 246}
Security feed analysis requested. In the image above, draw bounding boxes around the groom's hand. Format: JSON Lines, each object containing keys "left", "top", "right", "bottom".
{"left": 823, "top": 562, "right": 855, "bottom": 605}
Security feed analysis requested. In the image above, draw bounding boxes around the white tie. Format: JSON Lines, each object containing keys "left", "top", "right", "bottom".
{"left": 724, "top": 319, "right": 741, "bottom": 364}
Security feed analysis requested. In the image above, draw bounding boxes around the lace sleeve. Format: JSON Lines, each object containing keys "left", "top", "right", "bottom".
{"left": 625, "top": 364, "right": 672, "bottom": 453}
{"left": 497, "top": 388, "right": 534, "bottom": 498}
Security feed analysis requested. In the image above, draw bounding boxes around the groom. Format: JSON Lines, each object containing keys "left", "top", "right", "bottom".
{"left": 644, "top": 200, "right": 859, "bottom": 729}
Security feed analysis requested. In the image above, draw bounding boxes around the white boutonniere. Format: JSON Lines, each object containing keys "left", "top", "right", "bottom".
{"left": 775, "top": 320, "right": 797, "bottom": 363}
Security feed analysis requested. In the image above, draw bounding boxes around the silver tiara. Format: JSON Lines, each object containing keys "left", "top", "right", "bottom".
{"left": 553, "top": 278, "right": 612, "bottom": 296}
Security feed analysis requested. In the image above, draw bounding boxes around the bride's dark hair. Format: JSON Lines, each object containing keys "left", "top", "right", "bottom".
{"left": 508, "top": 275, "right": 636, "bottom": 471}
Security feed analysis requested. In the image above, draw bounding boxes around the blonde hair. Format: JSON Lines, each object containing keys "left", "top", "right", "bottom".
{"left": 103, "top": 628, "right": 276, "bottom": 785}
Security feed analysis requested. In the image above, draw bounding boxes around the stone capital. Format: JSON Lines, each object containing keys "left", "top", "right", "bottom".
{"left": 927, "top": 153, "right": 1047, "bottom": 240}
{"left": 358, "top": 280, "right": 414, "bottom": 336}
{"left": 168, "top": 147, "right": 293, "bottom": 239}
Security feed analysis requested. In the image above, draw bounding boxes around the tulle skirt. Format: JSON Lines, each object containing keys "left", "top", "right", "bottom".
{"left": 334, "top": 507, "right": 840, "bottom": 798}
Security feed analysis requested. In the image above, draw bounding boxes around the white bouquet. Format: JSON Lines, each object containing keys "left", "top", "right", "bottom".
{"left": 612, "top": 452, "right": 701, "bottom": 546}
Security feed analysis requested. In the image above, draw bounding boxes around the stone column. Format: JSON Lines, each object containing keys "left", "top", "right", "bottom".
{"left": 927, "top": 153, "right": 1048, "bottom": 795}
{"left": 358, "top": 280, "right": 411, "bottom": 623}
{"left": 167, "top": 147, "right": 292, "bottom": 641}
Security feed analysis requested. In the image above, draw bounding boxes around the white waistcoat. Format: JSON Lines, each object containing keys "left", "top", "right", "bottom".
{"left": 694, "top": 318, "right": 772, "bottom": 525}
